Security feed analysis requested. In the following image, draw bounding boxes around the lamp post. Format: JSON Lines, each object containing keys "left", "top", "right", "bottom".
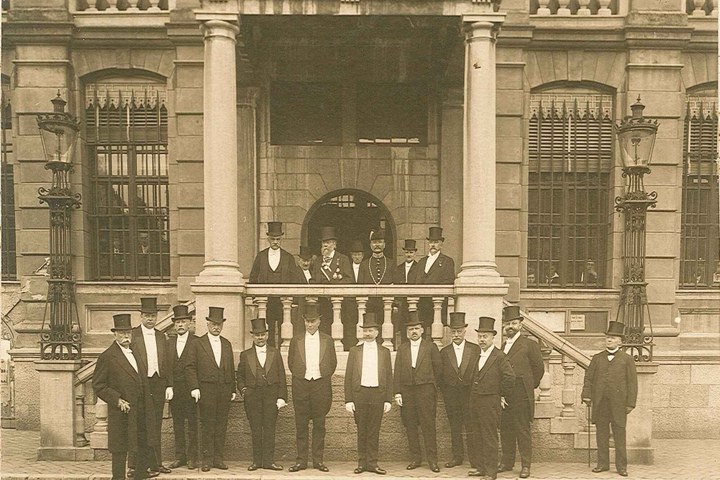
{"left": 614, "top": 97, "right": 658, "bottom": 362}
{"left": 36, "top": 92, "right": 82, "bottom": 360}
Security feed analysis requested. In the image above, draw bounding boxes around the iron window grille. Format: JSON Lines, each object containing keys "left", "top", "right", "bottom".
{"left": 527, "top": 93, "right": 613, "bottom": 288}
{"left": 1, "top": 80, "right": 16, "bottom": 281}
{"left": 680, "top": 94, "right": 719, "bottom": 288}
{"left": 86, "top": 83, "right": 170, "bottom": 281}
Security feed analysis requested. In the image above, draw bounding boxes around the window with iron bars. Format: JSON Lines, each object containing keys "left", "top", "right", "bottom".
{"left": 527, "top": 92, "right": 613, "bottom": 288}
{"left": 680, "top": 93, "right": 719, "bottom": 289}
{"left": 1, "top": 79, "right": 16, "bottom": 281}
{"left": 86, "top": 81, "right": 170, "bottom": 281}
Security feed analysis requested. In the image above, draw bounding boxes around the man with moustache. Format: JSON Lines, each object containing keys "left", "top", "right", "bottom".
{"left": 582, "top": 321, "right": 638, "bottom": 478}
{"left": 498, "top": 305, "right": 545, "bottom": 479}
{"left": 237, "top": 318, "right": 287, "bottom": 471}
{"left": 345, "top": 313, "right": 393, "bottom": 475}
{"left": 129, "top": 297, "right": 171, "bottom": 477}
{"left": 413, "top": 227, "right": 455, "bottom": 333}
{"left": 343, "top": 239, "right": 365, "bottom": 349}
{"left": 288, "top": 303, "right": 338, "bottom": 473}
{"left": 166, "top": 304, "right": 198, "bottom": 470}
{"left": 311, "top": 226, "right": 353, "bottom": 334}
{"left": 249, "top": 221, "right": 304, "bottom": 346}
{"left": 468, "top": 317, "right": 515, "bottom": 480}
{"left": 358, "top": 230, "right": 393, "bottom": 317}
{"left": 439, "top": 312, "right": 480, "bottom": 469}
{"left": 186, "top": 307, "right": 237, "bottom": 472}
{"left": 297, "top": 246, "right": 314, "bottom": 284}
{"left": 294, "top": 245, "right": 315, "bottom": 334}
{"left": 392, "top": 239, "right": 418, "bottom": 346}
{"left": 93, "top": 314, "right": 155, "bottom": 480}
{"left": 393, "top": 311, "right": 442, "bottom": 473}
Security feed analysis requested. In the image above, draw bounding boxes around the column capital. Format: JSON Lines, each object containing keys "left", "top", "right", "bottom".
{"left": 198, "top": 18, "right": 240, "bottom": 40}
{"left": 462, "top": 15, "right": 505, "bottom": 42}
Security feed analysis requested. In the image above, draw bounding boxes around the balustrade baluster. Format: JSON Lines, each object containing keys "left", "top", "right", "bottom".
{"left": 356, "top": 297, "right": 369, "bottom": 340}
{"left": 431, "top": 297, "right": 444, "bottom": 347}
{"left": 254, "top": 297, "right": 268, "bottom": 320}
{"left": 74, "top": 384, "right": 89, "bottom": 447}
{"left": 597, "top": 0, "right": 612, "bottom": 15}
{"left": 561, "top": 355, "right": 577, "bottom": 418}
{"left": 89, "top": 398, "right": 108, "bottom": 449}
{"left": 280, "top": 297, "right": 293, "bottom": 352}
{"left": 126, "top": 0, "right": 140, "bottom": 11}
{"left": 382, "top": 297, "right": 394, "bottom": 350}
{"left": 106, "top": 0, "right": 118, "bottom": 11}
{"left": 710, "top": 0, "right": 717, "bottom": 16}
{"left": 534, "top": 341, "right": 556, "bottom": 418}
{"left": 693, "top": 0, "right": 707, "bottom": 14}
{"left": 557, "top": 0, "right": 572, "bottom": 15}
{"left": 577, "top": 0, "right": 592, "bottom": 15}
{"left": 330, "top": 297, "right": 344, "bottom": 351}
{"left": 85, "top": 0, "right": 99, "bottom": 11}
{"left": 536, "top": 0, "right": 552, "bottom": 15}
{"left": 148, "top": 0, "right": 161, "bottom": 10}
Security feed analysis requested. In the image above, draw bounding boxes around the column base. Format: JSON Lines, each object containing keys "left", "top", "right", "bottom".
{"left": 456, "top": 261, "right": 503, "bottom": 283}
{"left": 551, "top": 415, "right": 579, "bottom": 434}
{"left": 453, "top": 282, "right": 508, "bottom": 336}
{"left": 196, "top": 261, "right": 244, "bottom": 284}
{"left": 191, "top": 281, "right": 247, "bottom": 350}
{"left": 37, "top": 446, "right": 94, "bottom": 461}
{"left": 34, "top": 360, "right": 83, "bottom": 457}
{"left": 627, "top": 446, "right": 654, "bottom": 465}
{"left": 89, "top": 430, "right": 108, "bottom": 450}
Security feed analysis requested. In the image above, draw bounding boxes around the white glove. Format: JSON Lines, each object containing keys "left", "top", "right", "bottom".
{"left": 501, "top": 397, "right": 509, "bottom": 409}
{"left": 231, "top": 392, "right": 237, "bottom": 401}
{"left": 165, "top": 387, "right": 173, "bottom": 401}
{"left": 276, "top": 399, "right": 287, "bottom": 410}
{"left": 395, "top": 394, "right": 403, "bottom": 407}
{"left": 345, "top": 402, "right": 356, "bottom": 413}
{"left": 383, "top": 402, "right": 391, "bottom": 413}
{"left": 191, "top": 389, "right": 200, "bottom": 403}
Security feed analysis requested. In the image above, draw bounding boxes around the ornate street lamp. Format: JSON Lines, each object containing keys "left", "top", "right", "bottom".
{"left": 614, "top": 96, "right": 659, "bottom": 362}
{"left": 36, "top": 92, "right": 82, "bottom": 360}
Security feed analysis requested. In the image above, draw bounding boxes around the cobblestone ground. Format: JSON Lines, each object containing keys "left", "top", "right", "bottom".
{"left": 1, "top": 430, "right": 719, "bottom": 480}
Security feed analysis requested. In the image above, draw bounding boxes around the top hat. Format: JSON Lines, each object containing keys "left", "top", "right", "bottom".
{"left": 502, "top": 305, "right": 523, "bottom": 322}
{"left": 206, "top": 306, "right": 226, "bottom": 323}
{"left": 402, "top": 239, "right": 417, "bottom": 251}
{"left": 303, "top": 303, "right": 322, "bottom": 321}
{"left": 359, "top": 312, "right": 381, "bottom": 329}
{"left": 111, "top": 313, "right": 133, "bottom": 332}
{"left": 349, "top": 240, "right": 365, "bottom": 253}
{"left": 605, "top": 321, "right": 625, "bottom": 338}
{"left": 250, "top": 318, "right": 268, "bottom": 334}
{"left": 172, "top": 304, "right": 192, "bottom": 321}
{"left": 320, "top": 226, "right": 337, "bottom": 241}
{"left": 299, "top": 245, "right": 313, "bottom": 261}
{"left": 427, "top": 226, "right": 445, "bottom": 241}
{"left": 448, "top": 312, "right": 467, "bottom": 329}
{"left": 406, "top": 310, "right": 422, "bottom": 327}
{"left": 267, "top": 221, "right": 284, "bottom": 237}
{"left": 369, "top": 229, "right": 385, "bottom": 241}
{"left": 475, "top": 316, "right": 497, "bottom": 334}
{"left": 140, "top": 297, "right": 159, "bottom": 313}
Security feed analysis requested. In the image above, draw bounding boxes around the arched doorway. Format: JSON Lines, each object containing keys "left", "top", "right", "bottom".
{"left": 304, "top": 190, "right": 396, "bottom": 262}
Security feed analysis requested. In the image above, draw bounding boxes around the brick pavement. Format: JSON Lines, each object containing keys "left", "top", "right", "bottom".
{"left": 1, "top": 429, "right": 719, "bottom": 480}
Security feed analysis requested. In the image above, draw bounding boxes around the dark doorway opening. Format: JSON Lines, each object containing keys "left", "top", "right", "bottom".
{"left": 304, "top": 190, "right": 395, "bottom": 262}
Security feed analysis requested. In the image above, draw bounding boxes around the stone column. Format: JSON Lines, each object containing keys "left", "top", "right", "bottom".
{"left": 454, "top": 14, "right": 508, "bottom": 337}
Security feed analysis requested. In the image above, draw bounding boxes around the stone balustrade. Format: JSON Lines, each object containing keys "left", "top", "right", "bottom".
{"left": 687, "top": 0, "right": 718, "bottom": 16}
{"left": 74, "top": 0, "right": 171, "bottom": 12}
{"left": 531, "top": 0, "right": 617, "bottom": 16}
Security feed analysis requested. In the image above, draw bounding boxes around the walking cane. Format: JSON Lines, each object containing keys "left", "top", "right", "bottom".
{"left": 587, "top": 403, "right": 591, "bottom": 467}
{"left": 196, "top": 400, "right": 201, "bottom": 473}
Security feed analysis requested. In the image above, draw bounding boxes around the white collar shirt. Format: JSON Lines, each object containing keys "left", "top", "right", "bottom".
{"left": 360, "top": 341, "right": 379, "bottom": 387}
{"left": 453, "top": 340, "right": 465, "bottom": 367}
{"left": 478, "top": 344, "right": 495, "bottom": 371}
{"left": 304, "top": 331, "right": 322, "bottom": 380}
{"left": 303, "top": 269, "right": 312, "bottom": 282}
{"left": 424, "top": 251, "right": 440, "bottom": 273}
{"left": 118, "top": 343, "right": 138, "bottom": 373}
{"left": 255, "top": 344, "right": 267, "bottom": 368}
{"left": 405, "top": 261, "right": 413, "bottom": 281}
{"left": 410, "top": 338, "right": 422, "bottom": 368}
{"left": 141, "top": 324, "right": 159, "bottom": 377}
{"left": 268, "top": 248, "right": 281, "bottom": 271}
{"left": 607, "top": 347, "right": 620, "bottom": 362}
{"left": 353, "top": 263, "right": 361, "bottom": 282}
{"left": 208, "top": 333, "right": 222, "bottom": 367}
{"left": 176, "top": 331, "right": 189, "bottom": 358}
{"left": 503, "top": 330, "right": 522, "bottom": 354}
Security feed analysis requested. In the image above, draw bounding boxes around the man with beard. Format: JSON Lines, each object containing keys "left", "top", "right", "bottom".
{"left": 166, "top": 304, "right": 199, "bottom": 470}
{"left": 498, "top": 305, "right": 544, "bottom": 479}
{"left": 392, "top": 239, "right": 418, "bottom": 346}
{"left": 310, "top": 226, "right": 353, "bottom": 334}
{"left": 249, "top": 221, "right": 304, "bottom": 346}
{"left": 413, "top": 227, "right": 455, "bottom": 334}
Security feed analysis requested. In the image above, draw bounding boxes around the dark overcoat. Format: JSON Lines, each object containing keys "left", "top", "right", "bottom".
{"left": 236, "top": 345, "right": 288, "bottom": 400}
{"left": 502, "top": 335, "right": 544, "bottom": 417}
{"left": 412, "top": 252, "right": 455, "bottom": 284}
{"left": 249, "top": 247, "right": 304, "bottom": 284}
{"left": 344, "top": 342, "right": 393, "bottom": 403}
{"left": 581, "top": 350, "right": 638, "bottom": 426}
{"left": 393, "top": 339, "right": 442, "bottom": 394}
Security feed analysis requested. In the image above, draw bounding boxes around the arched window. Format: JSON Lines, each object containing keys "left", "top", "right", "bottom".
{"left": 1, "top": 77, "right": 16, "bottom": 281}
{"left": 85, "top": 76, "right": 170, "bottom": 281}
{"left": 680, "top": 87, "right": 719, "bottom": 288}
{"left": 527, "top": 88, "right": 614, "bottom": 288}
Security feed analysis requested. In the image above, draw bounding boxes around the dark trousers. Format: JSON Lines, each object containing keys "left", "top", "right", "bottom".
{"left": 500, "top": 381, "right": 533, "bottom": 468}
{"left": 342, "top": 297, "right": 359, "bottom": 351}
{"left": 244, "top": 384, "right": 280, "bottom": 466}
{"left": 595, "top": 395, "right": 627, "bottom": 472}
{"left": 392, "top": 298, "right": 410, "bottom": 347}
{"left": 112, "top": 399, "right": 149, "bottom": 480}
{"left": 128, "top": 375, "right": 165, "bottom": 470}
{"left": 469, "top": 394, "right": 501, "bottom": 479}
{"left": 400, "top": 383, "right": 438, "bottom": 464}
{"left": 170, "top": 385, "right": 198, "bottom": 463}
{"left": 443, "top": 385, "right": 474, "bottom": 465}
{"left": 292, "top": 377, "right": 332, "bottom": 465}
{"left": 198, "top": 382, "right": 233, "bottom": 466}
{"left": 317, "top": 298, "right": 334, "bottom": 336}
{"left": 353, "top": 387, "right": 384, "bottom": 469}
{"left": 267, "top": 297, "right": 282, "bottom": 347}
{"left": 417, "top": 298, "right": 448, "bottom": 337}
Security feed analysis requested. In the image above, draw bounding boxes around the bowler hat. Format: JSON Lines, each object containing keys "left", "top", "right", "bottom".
{"left": 172, "top": 304, "right": 192, "bottom": 321}
{"left": 605, "top": 321, "right": 625, "bottom": 338}
{"left": 350, "top": 240, "right": 364, "bottom": 253}
{"left": 402, "top": 239, "right": 417, "bottom": 251}
{"left": 250, "top": 318, "right": 268, "bottom": 334}
{"left": 502, "top": 305, "right": 523, "bottom": 322}
{"left": 267, "top": 221, "right": 284, "bottom": 237}
{"left": 475, "top": 316, "right": 497, "bottom": 334}
{"left": 140, "top": 297, "right": 159, "bottom": 313}
{"left": 427, "top": 226, "right": 444, "bottom": 241}
{"left": 303, "top": 303, "right": 321, "bottom": 321}
{"left": 369, "top": 229, "right": 385, "bottom": 241}
{"left": 111, "top": 313, "right": 133, "bottom": 332}
{"left": 206, "top": 306, "right": 226, "bottom": 323}
{"left": 320, "top": 226, "right": 337, "bottom": 241}
{"left": 406, "top": 310, "right": 422, "bottom": 327}
{"left": 360, "top": 312, "right": 381, "bottom": 329}
{"left": 448, "top": 312, "right": 467, "bottom": 329}
{"left": 299, "top": 245, "right": 313, "bottom": 261}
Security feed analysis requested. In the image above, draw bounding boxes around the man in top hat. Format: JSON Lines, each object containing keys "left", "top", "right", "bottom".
{"left": 293, "top": 245, "right": 316, "bottom": 335}
{"left": 468, "top": 317, "right": 515, "bottom": 479}
{"left": 287, "top": 303, "right": 338, "bottom": 473}
{"left": 186, "top": 306, "right": 237, "bottom": 472}
{"left": 498, "top": 305, "right": 544, "bottom": 478}
{"left": 392, "top": 239, "right": 418, "bottom": 346}
{"left": 393, "top": 311, "right": 442, "bottom": 473}
{"left": 249, "top": 221, "right": 304, "bottom": 347}
{"left": 311, "top": 226, "right": 353, "bottom": 335}
{"left": 349, "top": 239, "right": 365, "bottom": 283}
{"left": 237, "top": 318, "right": 288, "bottom": 471}
{"left": 345, "top": 313, "right": 393, "bottom": 475}
{"left": 342, "top": 239, "right": 365, "bottom": 349}
{"left": 439, "top": 312, "right": 481, "bottom": 469}
{"left": 358, "top": 229, "right": 393, "bottom": 319}
{"left": 129, "top": 297, "right": 172, "bottom": 477}
{"left": 582, "top": 321, "right": 637, "bottom": 477}
{"left": 166, "top": 304, "right": 199, "bottom": 470}
{"left": 93, "top": 314, "right": 156, "bottom": 480}
{"left": 413, "top": 227, "right": 455, "bottom": 332}
{"left": 297, "top": 246, "right": 315, "bottom": 284}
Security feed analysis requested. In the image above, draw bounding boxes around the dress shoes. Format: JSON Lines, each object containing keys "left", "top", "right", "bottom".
{"left": 520, "top": 466, "right": 531, "bottom": 478}
{"left": 248, "top": 463, "right": 260, "bottom": 471}
{"left": 445, "top": 459, "right": 463, "bottom": 468}
{"left": 592, "top": 466, "right": 610, "bottom": 473}
{"left": 429, "top": 463, "right": 440, "bottom": 473}
{"left": 201, "top": 465, "right": 210, "bottom": 472}
{"left": 213, "top": 462, "right": 229, "bottom": 470}
{"left": 369, "top": 467, "right": 386, "bottom": 475}
{"left": 156, "top": 465, "right": 172, "bottom": 474}
{"left": 354, "top": 466, "right": 365, "bottom": 474}
{"left": 618, "top": 469, "right": 628, "bottom": 477}
{"left": 314, "top": 462, "right": 330, "bottom": 472}
{"left": 145, "top": 471, "right": 160, "bottom": 479}
{"left": 264, "top": 463, "right": 283, "bottom": 471}
{"left": 406, "top": 461, "right": 422, "bottom": 470}
{"left": 186, "top": 460, "right": 196, "bottom": 470}
{"left": 288, "top": 463, "right": 307, "bottom": 472}
{"left": 468, "top": 469, "right": 485, "bottom": 477}
{"left": 126, "top": 468, "right": 135, "bottom": 478}
{"left": 497, "top": 464, "right": 514, "bottom": 473}
{"left": 166, "top": 459, "right": 186, "bottom": 469}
